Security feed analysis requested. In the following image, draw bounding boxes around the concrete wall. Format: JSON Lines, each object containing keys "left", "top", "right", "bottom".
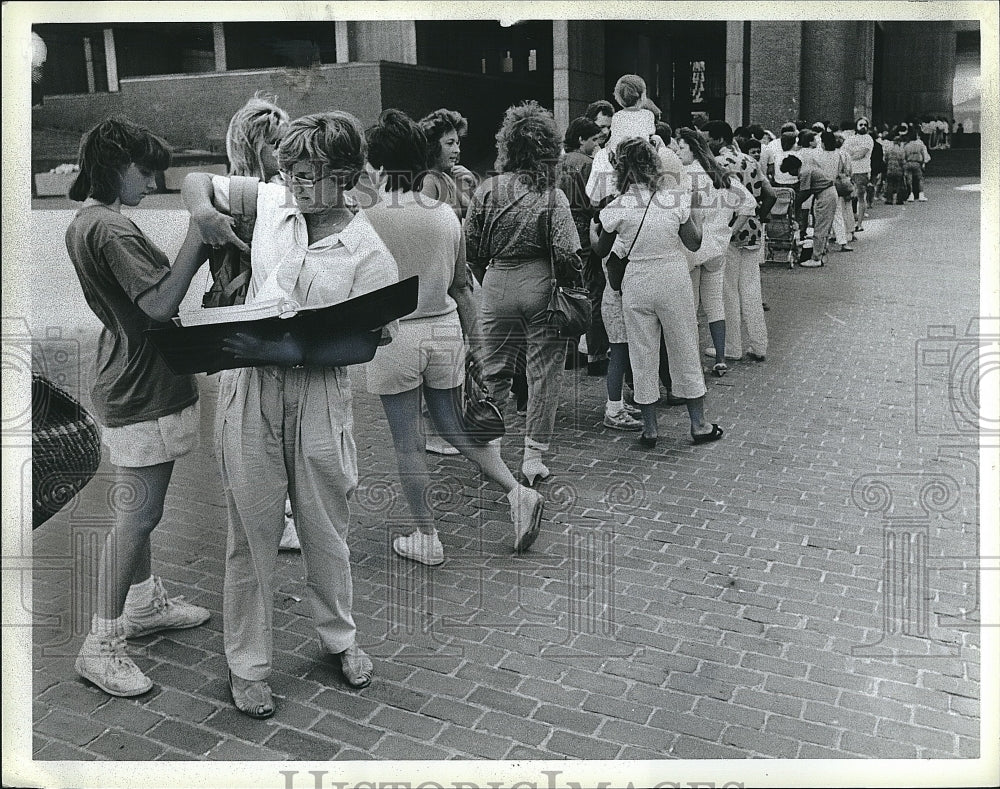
{"left": 32, "top": 63, "right": 384, "bottom": 151}
{"left": 748, "top": 21, "right": 802, "bottom": 130}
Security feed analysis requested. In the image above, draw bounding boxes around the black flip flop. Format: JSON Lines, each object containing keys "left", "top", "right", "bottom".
{"left": 692, "top": 424, "right": 724, "bottom": 445}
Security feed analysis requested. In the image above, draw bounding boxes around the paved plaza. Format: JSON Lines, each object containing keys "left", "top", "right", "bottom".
{"left": 22, "top": 177, "right": 989, "bottom": 768}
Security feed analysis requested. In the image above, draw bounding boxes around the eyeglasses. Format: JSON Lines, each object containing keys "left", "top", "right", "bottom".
{"left": 281, "top": 169, "right": 334, "bottom": 188}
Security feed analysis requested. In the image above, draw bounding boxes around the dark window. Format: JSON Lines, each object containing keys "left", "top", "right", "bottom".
{"left": 113, "top": 23, "right": 215, "bottom": 78}
{"left": 224, "top": 22, "right": 337, "bottom": 70}
{"left": 415, "top": 20, "right": 551, "bottom": 80}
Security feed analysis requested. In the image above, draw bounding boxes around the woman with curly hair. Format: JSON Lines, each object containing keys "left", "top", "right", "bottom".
{"left": 465, "top": 101, "right": 583, "bottom": 486}
{"left": 593, "top": 137, "right": 723, "bottom": 448}
{"left": 419, "top": 107, "right": 479, "bottom": 218}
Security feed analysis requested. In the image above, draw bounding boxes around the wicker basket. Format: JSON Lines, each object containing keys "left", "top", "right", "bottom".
{"left": 32, "top": 374, "right": 102, "bottom": 529}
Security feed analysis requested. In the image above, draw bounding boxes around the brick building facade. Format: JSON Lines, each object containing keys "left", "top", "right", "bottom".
{"left": 31, "top": 19, "right": 978, "bottom": 171}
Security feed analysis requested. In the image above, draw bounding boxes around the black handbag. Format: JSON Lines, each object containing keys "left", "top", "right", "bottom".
{"left": 32, "top": 373, "right": 102, "bottom": 528}
{"left": 461, "top": 363, "right": 505, "bottom": 443}
{"left": 544, "top": 194, "right": 592, "bottom": 338}
{"left": 605, "top": 195, "right": 652, "bottom": 292}
{"left": 834, "top": 174, "right": 854, "bottom": 198}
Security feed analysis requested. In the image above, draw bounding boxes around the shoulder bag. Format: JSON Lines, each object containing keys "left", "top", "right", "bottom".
{"left": 605, "top": 194, "right": 652, "bottom": 292}
{"left": 544, "top": 191, "right": 592, "bottom": 338}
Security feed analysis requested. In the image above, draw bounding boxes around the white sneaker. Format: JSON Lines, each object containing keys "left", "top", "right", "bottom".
{"left": 279, "top": 517, "right": 301, "bottom": 550}
{"left": 603, "top": 408, "right": 643, "bottom": 431}
{"left": 122, "top": 576, "right": 210, "bottom": 638}
{"left": 918, "top": 194, "right": 928, "bottom": 202}
{"left": 76, "top": 630, "right": 153, "bottom": 697}
{"left": 622, "top": 401, "right": 641, "bottom": 417}
{"left": 800, "top": 258, "right": 823, "bottom": 268}
{"left": 392, "top": 531, "right": 445, "bottom": 566}
{"left": 906, "top": 195, "right": 914, "bottom": 202}
{"left": 425, "top": 435, "right": 460, "bottom": 455}
{"left": 508, "top": 486, "right": 544, "bottom": 553}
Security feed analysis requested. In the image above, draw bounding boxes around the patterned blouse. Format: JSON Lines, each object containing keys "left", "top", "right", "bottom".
{"left": 715, "top": 145, "right": 767, "bottom": 249}
{"left": 465, "top": 173, "right": 582, "bottom": 279}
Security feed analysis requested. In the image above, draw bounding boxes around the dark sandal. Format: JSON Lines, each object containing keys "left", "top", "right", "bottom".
{"left": 692, "top": 424, "right": 724, "bottom": 445}
{"left": 229, "top": 670, "right": 275, "bottom": 719}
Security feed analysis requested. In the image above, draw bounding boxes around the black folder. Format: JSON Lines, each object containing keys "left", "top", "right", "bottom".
{"left": 145, "top": 276, "right": 419, "bottom": 375}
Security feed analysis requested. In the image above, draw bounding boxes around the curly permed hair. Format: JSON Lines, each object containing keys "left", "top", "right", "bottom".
{"left": 494, "top": 101, "right": 561, "bottom": 190}
{"left": 613, "top": 137, "right": 665, "bottom": 193}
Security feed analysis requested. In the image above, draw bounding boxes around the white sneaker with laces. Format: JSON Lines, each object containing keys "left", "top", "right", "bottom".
{"left": 918, "top": 194, "right": 928, "bottom": 202}
{"left": 603, "top": 408, "right": 643, "bottom": 431}
{"left": 392, "top": 531, "right": 445, "bottom": 566}
{"left": 906, "top": 195, "right": 914, "bottom": 202}
{"left": 123, "top": 576, "right": 210, "bottom": 638}
{"left": 76, "top": 630, "right": 153, "bottom": 696}
{"left": 622, "top": 402, "right": 641, "bottom": 417}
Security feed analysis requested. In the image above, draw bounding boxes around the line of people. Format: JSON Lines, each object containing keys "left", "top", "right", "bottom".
{"left": 66, "top": 79, "right": 922, "bottom": 719}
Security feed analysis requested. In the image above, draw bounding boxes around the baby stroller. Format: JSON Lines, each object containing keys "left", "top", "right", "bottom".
{"left": 764, "top": 187, "right": 801, "bottom": 268}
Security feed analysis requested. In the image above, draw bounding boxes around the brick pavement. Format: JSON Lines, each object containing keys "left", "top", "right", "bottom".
{"left": 26, "top": 177, "right": 986, "bottom": 764}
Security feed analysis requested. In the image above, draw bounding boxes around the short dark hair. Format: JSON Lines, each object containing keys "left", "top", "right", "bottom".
{"left": 779, "top": 154, "right": 802, "bottom": 174}
{"left": 655, "top": 121, "right": 673, "bottom": 141}
{"left": 797, "top": 130, "right": 815, "bottom": 148}
{"left": 69, "top": 116, "right": 171, "bottom": 203}
{"left": 585, "top": 100, "right": 614, "bottom": 121}
{"left": 563, "top": 116, "right": 602, "bottom": 151}
{"left": 701, "top": 120, "right": 734, "bottom": 146}
{"left": 820, "top": 131, "right": 838, "bottom": 151}
{"left": 747, "top": 123, "right": 765, "bottom": 140}
{"left": 780, "top": 131, "right": 797, "bottom": 151}
{"left": 366, "top": 108, "right": 428, "bottom": 193}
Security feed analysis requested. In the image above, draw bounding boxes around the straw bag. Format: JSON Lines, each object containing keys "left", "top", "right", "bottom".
{"left": 32, "top": 374, "right": 102, "bottom": 528}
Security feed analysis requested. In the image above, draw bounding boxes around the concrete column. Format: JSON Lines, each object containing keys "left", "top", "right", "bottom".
{"left": 801, "top": 21, "right": 855, "bottom": 125}
{"left": 83, "top": 37, "right": 96, "bottom": 93}
{"left": 335, "top": 21, "right": 350, "bottom": 63}
{"left": 748, "top": 21, "right": 801, "bottom": 129}
{"left": 103, "top": 28, "right": 118, "bottom": 93}
{"left": 212, "top": 22, "right": 227, "bottom": 72}
{"left": 725, "top": 21, "right": 744, "bottom": 127}
{"left": 552, "top": 21, "right": 605, "bottom": 127}
{"left": 553, "top": 21, "right": 571, "bottom": 130}
{"left": 853, "top": 21, "right": 875, "bottom": 122}
{"left": 348, "top": 21, "right": 416, "bottom": 64}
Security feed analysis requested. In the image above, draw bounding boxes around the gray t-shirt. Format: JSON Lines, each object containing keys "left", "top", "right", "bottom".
{"left": 65, "top": 205, "right": 198, "bottom": 427}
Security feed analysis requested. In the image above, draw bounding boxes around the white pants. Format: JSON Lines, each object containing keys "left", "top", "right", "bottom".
{"left": 217, "top": 365, "right": 359, "bottom": 681}
{"left": 723, "top": 244, "right": 768, "bottom": 358}
{"left": 690, "top": 257, "right": 725, "bottom": 324}
{"left": 622, "top": 258, "right": 706, "bottom": 403}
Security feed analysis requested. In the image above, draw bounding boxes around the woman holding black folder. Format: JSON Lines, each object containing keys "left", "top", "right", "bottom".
{"left": 182, "top": 111, "right": 398, "bottom": 718}
{"left": 363, "top": 109, "right": 545, "bottom": 567}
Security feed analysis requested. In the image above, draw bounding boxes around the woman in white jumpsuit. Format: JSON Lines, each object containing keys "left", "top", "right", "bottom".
{"left": 592, "top": 137, "right": 724, "bottom": 448}
{"left": 183, "top": 112, "right": 399, "bottom": 718}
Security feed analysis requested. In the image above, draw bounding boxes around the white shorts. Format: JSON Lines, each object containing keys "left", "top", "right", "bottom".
{"left": 101, "top": 401, "right": 200, "bottom": 468}
{"left": 366, "top": 313, "right": 466, "bottom": 395}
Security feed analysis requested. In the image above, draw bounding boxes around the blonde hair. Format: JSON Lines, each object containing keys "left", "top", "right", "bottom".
{"left": 614, "top": 74, "right": 647, "bottom": 109}
{"left": 278, "top": 111, "right": 367, "bottom": 189}
{"left": 226, "top": 93, "right": 289, "bottom": 181}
